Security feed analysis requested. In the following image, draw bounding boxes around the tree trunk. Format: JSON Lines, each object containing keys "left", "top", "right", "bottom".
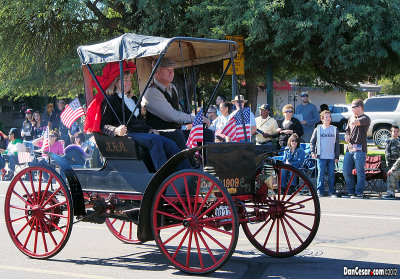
{"left": 246, "top": 81, "right": 258, "bottom": 115}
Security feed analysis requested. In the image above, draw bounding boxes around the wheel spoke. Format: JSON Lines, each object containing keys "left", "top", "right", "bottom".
{"left": 160, "top": 194, "right": 186, "bottom": 217}
{"left": 43, "top": 215, "right": 65, "bottom": 234}
{"left": 38, "top": 220, "right": 49, "bottom": 253}
{"left": 186, "top": 230, "right": 193, "bottom": 267}
{"left": 284, "top": 197, "right": 313, "bottom": 209}
{"left": 171, "top": 229, "right": 189, "bottom": 260}
{"left": 170, "top": 181, "right": 190, "bottom": 215}
{"left": 253, "top": 217, "right": 272, "bottom": 238}
{"left": 162, "top": 227, "right": 186, "bottom": 246}
{"left": 39, "top": 177, "right": 53, "bottom": 206}
{"left": 42, "top": 200, "right": 67, "bottom": 212}
{"left": 192, "top": 178, "right": 201, "bottom": 216}
{"left": 34, "top": 219, "right": 39, "bottom": 253}
{"left": 263, "top": 219, "right": 276, "bottom": 248}
{"left": 23, "top": 219, "right": 35, "bottom": 249}
{"left": 155, "top": 210, "right": 185, "bottom": 221}
{"left": 193, "top": 231, "right": 204, "bottom": 269}
{"left": 17, "top": 180, "right": 35, "bottom": 205}
{"left": 198, "top": 214, "right": 234, "bottom": 223}
{"left": 199, "top": 227, "right": 228, "bottom": 252}
{"left": 41, "top": 186, "right": 62, "bottom": 208}
{"left": 276, "top": 218, "right": 280, "bottom": 252}
{"left": 197, "top": 230, "right": 217, "bottom": 264}
{"left": 282, "top": 216, "right": 303, "bottom": 244}
{"left": 118, "top": 221, "right": 126, "bottom": 235}
{"left": 280, "top": 218, "right": 292, "bottom": 251}
{"left": 200, "top": 224, "right": 233, "bottom": 236}
{"left": 285, "top": 210, "right": 315, "bottom": 217}
{"left": 183, "top": 176, "right": 193, "bottom": 214}
{"left": 197, "top": 197, "right": 225, "bottom": 219}
{"left": 15, "top": 217, "right": 34, "bottom": 238}
{"left": 195, "top": 184, "right": 215, "bottom": 216}
{"left": 285, "top": 213, "right": 312, "bottom": 231}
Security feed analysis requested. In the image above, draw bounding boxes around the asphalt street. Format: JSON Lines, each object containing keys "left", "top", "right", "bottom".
{"left": 0, "top": 179, "right": 399, "bottom": 279}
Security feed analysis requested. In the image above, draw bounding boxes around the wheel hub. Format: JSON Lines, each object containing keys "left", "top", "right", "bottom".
{"left": 268, "top": 202, "right": 285, "bottom": 219}
{"left": 182, "top": 216, "right": 198, "bottom": 229}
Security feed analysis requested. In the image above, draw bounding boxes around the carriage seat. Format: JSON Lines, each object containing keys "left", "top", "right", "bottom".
{"left": 93, "top": 133, "right": 156, "bottom": 172}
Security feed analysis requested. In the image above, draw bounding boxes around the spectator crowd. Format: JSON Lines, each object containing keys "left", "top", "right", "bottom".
{"left": 0, "top": 58, "right": 397, "bottom": 200}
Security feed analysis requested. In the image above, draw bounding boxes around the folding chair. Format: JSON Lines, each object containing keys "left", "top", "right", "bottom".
{"left": 352, "top": 155, "right": 386, "bottom": 197}
{"left": 334, "top": 155, "right": 346, "bottom": 196}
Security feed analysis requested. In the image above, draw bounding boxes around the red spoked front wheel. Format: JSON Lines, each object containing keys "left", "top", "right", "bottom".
{"left": 242, "top": 163, "right": 320, "bottom": 257}
{"left": 4, "top": 166, "right": 73, "bottom": 258}
{"left": 152, "top": 170, "right": 238, "bottom": 274}
{"left": 105, "top": 218, "right": 141, "bottom": 244}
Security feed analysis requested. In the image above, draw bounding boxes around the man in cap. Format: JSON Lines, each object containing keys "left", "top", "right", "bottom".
{"left": 142, "top": 58, "right": 210, "bottom": 149}
{"left": 295, "top": 91, "right": 320, "bottom": 142}
{"left": 255, "top": 104, "right": 278, "bottom": 146}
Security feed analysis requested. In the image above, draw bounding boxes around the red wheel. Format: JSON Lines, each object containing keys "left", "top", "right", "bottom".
{"left": 242, "top": 163, "right": 320, "bottom": 257}
{"left": 4, "top": 166, "right": 73, "bottom": 258}
{"left": 105, "top": 218, "right": 141, "bottom": 244}
{"left": 152, "top": 170, "right": 238, "bottom": 274}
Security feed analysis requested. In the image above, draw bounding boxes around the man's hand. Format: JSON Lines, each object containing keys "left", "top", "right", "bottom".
{"left": 345, "top": 134, "right": 350, "bottom": 143}
{"left": 350, "top": 116, "right": 360, "bottom": 127}
{"left": 388, "top": 169, "right": 394, "bottom": 176}
{"left": 148, "top": 129, "right": 159, "bottom": 135}
{"left": 300, "top": 120, "right": 307, "bottom": 125}
{"left": 262, "top": 132, "right": 270, "bottom": 138}
{"left": 312, "top": 153, "right": 317, "bottom": 159}
{"left": 283, "top": 129, "right": 293, "bottom": 135}
{"left": 114, "top": 125, "right": 127, "bottom": 137}
{"left": 202, "top": 116, "right": 210, "bottom": 126}
{"left": 0, "top": 148, "right": 4, "bottom": 154}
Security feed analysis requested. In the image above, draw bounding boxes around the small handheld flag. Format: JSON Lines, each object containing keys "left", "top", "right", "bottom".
{"left": 61, "top": 98, "right": 85, "bottom": 129}
{"left": 186, "top": 109, "right": 204, "bottom": 148}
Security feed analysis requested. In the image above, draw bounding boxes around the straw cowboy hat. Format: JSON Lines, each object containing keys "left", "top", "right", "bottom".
{"left": 232, "top": 94, "right": 248, "bottom": 103}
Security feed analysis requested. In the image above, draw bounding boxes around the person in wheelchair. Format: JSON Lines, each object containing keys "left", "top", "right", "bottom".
{"left": 63, "top": 132, "right": 94, "bottom": 167}
{"left": 280, "top": 133, "right": 305, "bottom": 193}
{"left": 87, "top": 61, "right": 185, "bottom": 171}
{"left": 0, "top": 128, "right": 26, "bottom": 180}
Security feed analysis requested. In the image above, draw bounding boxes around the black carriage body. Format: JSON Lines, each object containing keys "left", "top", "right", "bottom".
{"left": 204, "top": 142, "right": 256, "bottom": 195}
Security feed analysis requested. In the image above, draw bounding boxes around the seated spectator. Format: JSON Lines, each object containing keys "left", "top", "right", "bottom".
{"left": 0, "top": 128, "right": 26, "bottom": 180}
{"left": 280, "top": 133, "right": 305, "bottom": 193}
{"left": 272, "top": 104, "right": 303, "bottom": 148}
{"left": 310, "top": 110, "right": 340, "bottom": 197}
{"left": 215, "top": 94, "right": 227, "bottom": 116}
{"left": 384, "top": 125, "right": 400, "bottom": 199}
{"left": 32, "top": 130, "right": 64, "bottom": 156}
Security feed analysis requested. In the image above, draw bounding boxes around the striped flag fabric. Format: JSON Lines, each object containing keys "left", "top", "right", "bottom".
{"left": 186, "top": 109, "right": 204, "bottom": 148}
{"left": 235, "top": 107, "right": 251, "bottom": 141}
{"left": 60, "top": 98, "right": 85, "bottom": 129}
{"left": 220, "top": 116, "right": 237, "bottom": 142}
{"left": 41, "top": 127, "right": 50, "bottom": 152}
{"left": 221, "top": 107, "right": 251, "bottom": 142}
{"left": 18, "top": 152, "right": 33, "bottom": 163}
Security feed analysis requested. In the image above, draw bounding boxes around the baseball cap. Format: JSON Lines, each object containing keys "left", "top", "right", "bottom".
{"left": 300, "top": 91, "right": 309, "bottom": 97}
{"left": 25, "top": 108, "right": 33, "bottom": 114}
{"left": 259, "top": 104, "right": 271, "bottom": 111}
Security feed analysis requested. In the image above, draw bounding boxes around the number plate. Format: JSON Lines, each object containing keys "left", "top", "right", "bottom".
{"left": 215, "top": 205, "right": 231, "bottom": 217}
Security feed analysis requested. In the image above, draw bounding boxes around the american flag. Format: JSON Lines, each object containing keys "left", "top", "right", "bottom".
{"left": 60, "top": 98, "right": 85, "bottom": 129}
{"left": 221, "top": 107, "right": 251, "bottom": 142}
{"left": 18, "top": 151, "right": 33, "bottom": 163}
{"left": 186, "top": 109, "right": 203, "bottom": 148}
{"left": 41, "top": 127, "right": 50, "bottom": 152}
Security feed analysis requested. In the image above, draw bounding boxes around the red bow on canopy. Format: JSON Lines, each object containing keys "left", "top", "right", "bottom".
{"left": 84, "top": 61, "right": 136, "bottom": 133}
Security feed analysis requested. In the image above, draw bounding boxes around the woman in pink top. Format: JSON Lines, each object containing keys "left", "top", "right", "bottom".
{"left": 32, "top": 130, "right": 64, "bottom": 155}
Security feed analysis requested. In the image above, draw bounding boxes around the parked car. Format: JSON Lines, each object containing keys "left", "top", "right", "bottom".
{"left": 363, "top": 95, "right": 400, "bottom": 148}
{"left": 329, "top": 104, "right": 352, "bottom": 131}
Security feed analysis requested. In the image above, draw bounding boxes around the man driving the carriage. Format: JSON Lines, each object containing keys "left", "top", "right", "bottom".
{"left": 141, "top": 58, "right": 213, "bottom": 150}
{"left": 84, "top": 61, "right": 185, "bottom": 171}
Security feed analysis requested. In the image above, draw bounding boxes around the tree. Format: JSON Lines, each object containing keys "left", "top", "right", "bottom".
{"left": 1, "top": 0, "right": 400, "bottom": 108}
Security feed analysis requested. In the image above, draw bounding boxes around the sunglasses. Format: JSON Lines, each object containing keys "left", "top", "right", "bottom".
{"left": 284, "top": 110, "right": 293, "bottom": 113}
{"left": 351, "top": 105, "right": 359, "bottom": 108}
{"left": 301, "top": 95, "right": 309, "bottom": 98}
{"left": 49, "top": 135, "right": 57, "bottom": 138}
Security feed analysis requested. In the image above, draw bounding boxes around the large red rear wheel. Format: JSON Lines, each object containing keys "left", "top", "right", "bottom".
{"left": 152, "top": 170, "right": 238, "bottom": 274}
{"left": 242, "top": 163, "right": 320, "bottom": 257}
{"left": 105, "top": 218, "right": 141, "bottom": 244}
{"left": 4, "top": 166, "right": 73, "bottom": 258}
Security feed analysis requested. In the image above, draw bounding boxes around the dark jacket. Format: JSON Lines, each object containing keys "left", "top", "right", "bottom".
{"left": 100, "top": 94, "right": 152, "bottom": 136}
{"left": 273, "top": 117, "right": 304, "bottom": 148}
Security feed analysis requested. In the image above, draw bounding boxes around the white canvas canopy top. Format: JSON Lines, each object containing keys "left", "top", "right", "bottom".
{"left": 77, "top": 33, "right": 238, "bottom": 103}
{"left": 77, "top": 33, "right": 238, "bottom": 68}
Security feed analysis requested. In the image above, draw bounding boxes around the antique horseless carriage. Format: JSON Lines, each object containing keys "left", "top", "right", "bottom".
{"left": 4, "top": 34, "right": 320, "bottom": 274}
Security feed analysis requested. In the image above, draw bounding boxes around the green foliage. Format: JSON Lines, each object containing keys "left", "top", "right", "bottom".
{"left": 346, "top": 91, "right": 368, "bottom": 103}
{"left": 0, "top": 0, "right": 400, "bottom": 102}
{"left": 379, "top": 75, "right": 400, "bottom": 95}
